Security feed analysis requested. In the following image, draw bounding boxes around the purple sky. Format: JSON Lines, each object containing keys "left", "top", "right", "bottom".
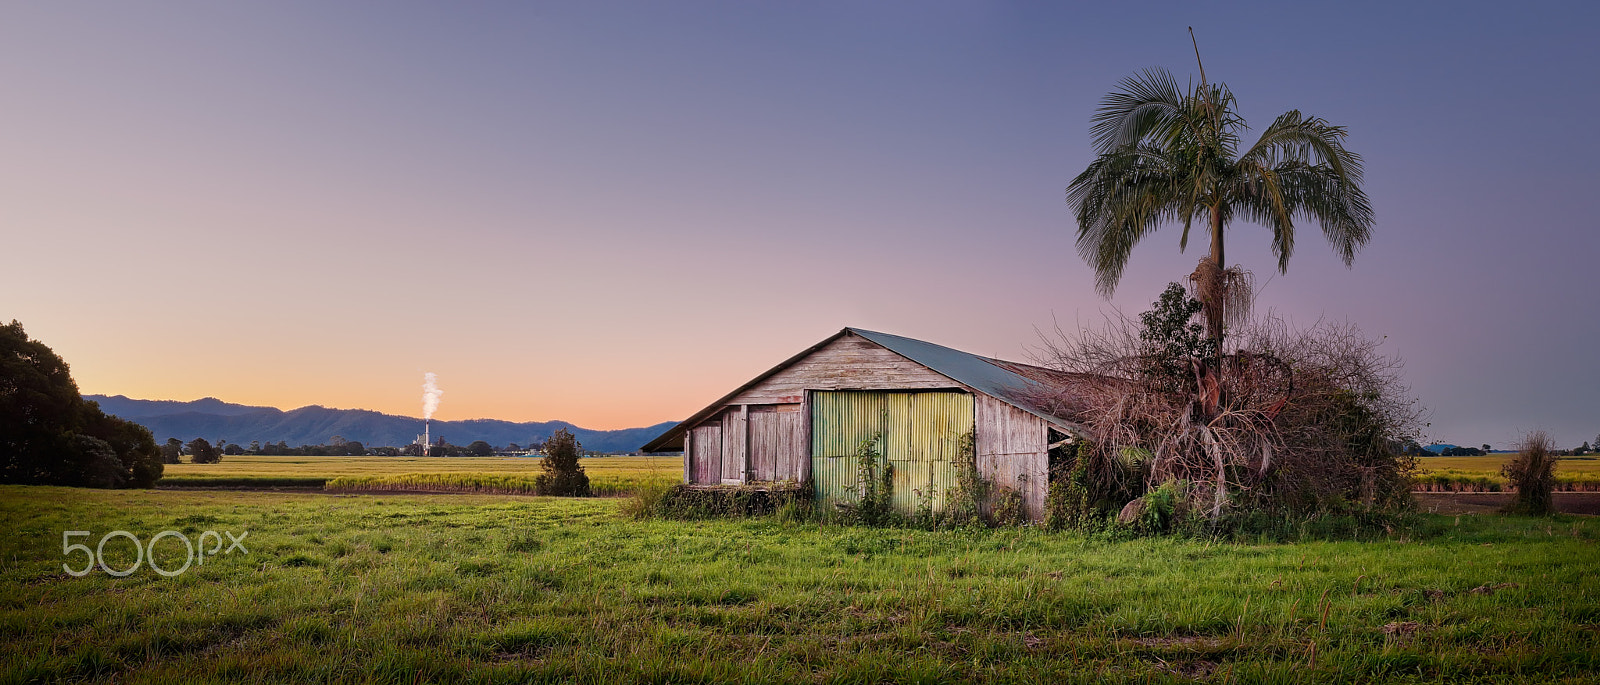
{"left": 2, "top": 2, "right": 1596, "bottom": 447}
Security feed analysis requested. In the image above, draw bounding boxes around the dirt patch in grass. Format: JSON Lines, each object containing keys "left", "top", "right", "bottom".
{"left": 1413, "top": 492, "right": 1600, "bottom": 515}
{"left": 1127, "top": 635, "right": 1230, "bottom": 650}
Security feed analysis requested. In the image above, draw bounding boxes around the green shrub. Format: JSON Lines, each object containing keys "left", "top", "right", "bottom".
{"left": 847, "top": 434, "right": 893, "bottom": 526}
{"left": 535, "top": 428, "right": 590, "bottom": 497}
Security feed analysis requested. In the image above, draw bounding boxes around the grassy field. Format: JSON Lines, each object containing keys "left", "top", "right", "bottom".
{"left": 3, "top": 486, "right": 1597, "bottom": 683}
{"left": 1415, "top": 456, "right": 1600, "bottom": 492}
{"left": 158, "top": 455, "right": 1600, "bottom": 495}
{"left": 159, "top": 455, "right": 683, "bottom": 495}
{"left": 1417, "top": 456, "right": 1600, "bottom": 474}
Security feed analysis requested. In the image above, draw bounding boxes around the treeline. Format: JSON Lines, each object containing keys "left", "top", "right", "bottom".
{"left": 1, "top": 321, "right": 163, "bottom": 488}
{"left": 156, "top": 436, "right": 607, "bottom": 462}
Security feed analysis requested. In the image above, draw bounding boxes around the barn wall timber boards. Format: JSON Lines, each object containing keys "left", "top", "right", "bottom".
{"left": 729, "top": 335, "right": 957, "bottom": 404}
{"left": 975, "top": 394, "right": 1049, "bottom": 521}
{"left": 644, "top": 327, "right": 1086, "bottom": 522}
{"left": 749, "top": 404, "right": 802, "bottom": 481}
{"left": 689, "top": 422, "right": 722, "bottom": 485}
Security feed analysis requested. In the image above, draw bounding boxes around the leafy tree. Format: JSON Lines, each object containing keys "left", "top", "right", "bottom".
{"left": 467, "top": 440, "right": 495, "bottom": 457}
{"left": 1137, "top": 283, "right": 1216, "bottom": 391}
{"left": 248, "top": 440, "right": 261, "bottom": 454}
{"left": 161, "top": 438, "right": 185, "bottom": 464}
{"left": 70, "top": 435, "right": 124, "bottom": 488}
{"left": 535, "top": 428, "right": 590, "bottom": 496}
{"left": 1482, "top": 444, "right": 1492, "bottom": 453}
{"left": 81, "top": 402, "right": 162, "bottom": 487}
{"left": 1579, "top": 442, "right": 1592, "bottom": 456}
{"left": 1, "top": 320, "right": 162, "bottom": 487}
{"left": 187, "top": 437, "right": 222, "bottom": 464}
{"left": 222, "top": 443, "right": 245, "bottom": 455}
{"left": 342, "top": 441, "right": 365, "bottom": 456}
{"left": 1067, "top": 63, "right": 1373, "bottom": 348}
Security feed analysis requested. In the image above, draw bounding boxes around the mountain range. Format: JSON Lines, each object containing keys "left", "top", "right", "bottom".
{"left": 86, "top": 395, "right": 677, "bottom": 454}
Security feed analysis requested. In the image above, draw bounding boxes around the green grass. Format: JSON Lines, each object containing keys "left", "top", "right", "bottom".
{"left": 2, "top": 486, "right": 1597, "bottom": 683}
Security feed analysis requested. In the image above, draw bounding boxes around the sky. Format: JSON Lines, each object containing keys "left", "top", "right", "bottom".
{"left": 3, "top": 1, "right": 1596, "bottom": 448}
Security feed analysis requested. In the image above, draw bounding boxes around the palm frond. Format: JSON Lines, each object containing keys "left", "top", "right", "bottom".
{"left": 1067, "top": 145, "right": 1184, "bottom": 294}
{"left": 1089, "top": 68, "right": 1187, "bottom": 154}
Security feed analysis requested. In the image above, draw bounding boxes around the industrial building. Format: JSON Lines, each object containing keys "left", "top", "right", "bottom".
{"left": 640, "top": 328, "right": 1088, "bottom": 521}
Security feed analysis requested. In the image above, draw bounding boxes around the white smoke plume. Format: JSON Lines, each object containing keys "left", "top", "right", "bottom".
{"left": 422, "top": 372, "right": 443, "bottom": 419}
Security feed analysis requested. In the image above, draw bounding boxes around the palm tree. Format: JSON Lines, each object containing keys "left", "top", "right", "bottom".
{"left": 1066, "top": 66, "right": 1374, "bottom": 348}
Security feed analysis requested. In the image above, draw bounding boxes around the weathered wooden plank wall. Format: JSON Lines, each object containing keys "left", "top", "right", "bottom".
{"left": 975, "top": 394, "right": 1049, "bottom": 521}
{"left": 749, "top": 404, "right": 801, "bottom": 481}
{"left": 719, "top": 408, "right": 746, "bottom": 483}
{"left": 730, "top": 333, "right": 957, "bottom": 404}
{"left": 690, "top": 422, "right": 722, "bottom": 485}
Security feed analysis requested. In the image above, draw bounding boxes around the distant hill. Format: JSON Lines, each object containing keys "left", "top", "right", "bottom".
{"left": 86, "top": 395, "right": 677, "bottom": 454}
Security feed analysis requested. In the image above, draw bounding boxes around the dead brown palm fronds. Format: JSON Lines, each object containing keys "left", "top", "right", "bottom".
{"left": 1025, "top": 301, "right": 1422, "bottom": 523}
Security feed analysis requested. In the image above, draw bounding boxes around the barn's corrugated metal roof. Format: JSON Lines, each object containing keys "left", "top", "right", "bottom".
{"left": 639, "top": 327, "right": 1085, "bottom": 452}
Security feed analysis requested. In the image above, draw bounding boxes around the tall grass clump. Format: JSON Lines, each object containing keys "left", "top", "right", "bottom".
{"left": 626, "top": 482, "right": 809, "bottom": 520}
{"left": 1502, "top": 429, "right": 1559, "bottom": 515}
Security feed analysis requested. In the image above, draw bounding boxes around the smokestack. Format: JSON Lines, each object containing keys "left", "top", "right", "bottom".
{"left": 420, "top": 372, "right": 442, "bottom": 455}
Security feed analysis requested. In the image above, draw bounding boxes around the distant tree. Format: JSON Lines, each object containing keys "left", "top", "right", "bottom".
{"left": 467, "top": 440, "right": 495, "bottom": 457}
{"left": 222, "top": 443, "right": 244, "bottom": 455}
{"left": 506, "top": 442, "right": 521, "bottom": 452}
{"left": 535, "top": 428, "right": 590, "bottom": 496}
{"left": 1579, "top": 442, "right": 1592, "bottom": 456}
{"left": 187, "top": 438, "right": 222, "bottom": 464}
{"left": 161, "top": 438, "right": 184, "bottom": 464}
{"left": 248, "top": 440, "right": 261, "bottom": 454}
{"left": 0, "top": 320, "right": 162, "bottom": 487}
{"left": 1482, "top": 444, "right": 1492, "bottom": 453}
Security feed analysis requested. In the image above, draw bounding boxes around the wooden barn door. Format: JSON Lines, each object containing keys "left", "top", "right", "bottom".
{"left": 689, "top": 422, "right": 722, "bottom": 485}
{"left": 810, "top": 391, "right": 972, "bottom": 515}
{"left": 748, "top": 404, "right": 802, "bottom": 481}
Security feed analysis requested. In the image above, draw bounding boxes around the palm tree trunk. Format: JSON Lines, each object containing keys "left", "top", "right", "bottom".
{"left": 1205, "top": 207, "right": 1225, "bottom": 349}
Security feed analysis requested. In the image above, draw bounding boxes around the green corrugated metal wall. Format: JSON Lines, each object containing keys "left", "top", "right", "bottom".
{"left": 811, "top": 390, "right": 972, "bottom": 515}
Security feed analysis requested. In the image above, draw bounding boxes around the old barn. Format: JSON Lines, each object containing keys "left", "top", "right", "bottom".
{"left": 640, "top": 328, "right": 1086, "bottom": 521}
